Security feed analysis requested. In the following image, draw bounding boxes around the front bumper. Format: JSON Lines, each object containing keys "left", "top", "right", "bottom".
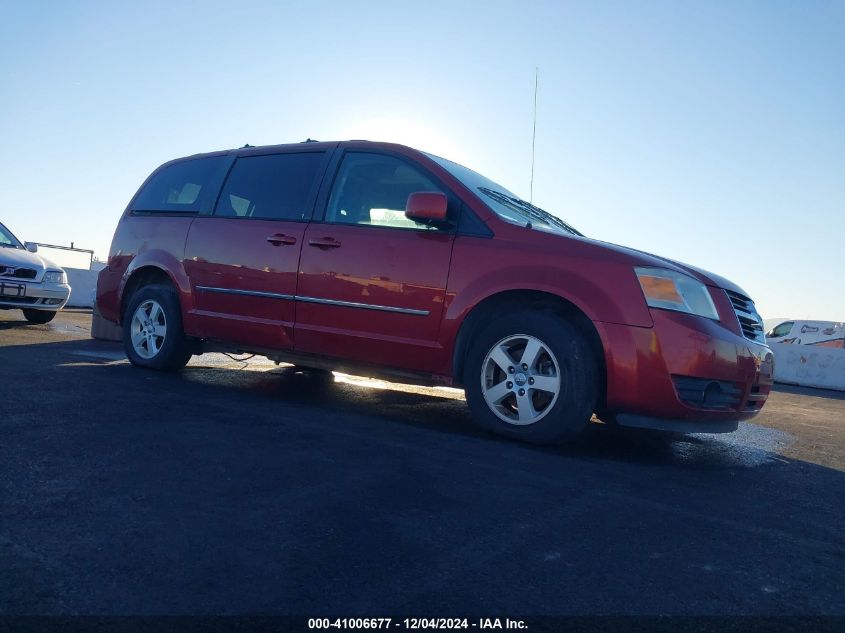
{"left": 596, "top": 308, "right": 773, "bottom": 431}
{"left": 0, "top": 280, "right": 71, "bottom": 311}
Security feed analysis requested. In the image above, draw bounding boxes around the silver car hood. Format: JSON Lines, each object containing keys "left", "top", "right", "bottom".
{"left": 0, "top": 247, "right": 63, "bottom": 281}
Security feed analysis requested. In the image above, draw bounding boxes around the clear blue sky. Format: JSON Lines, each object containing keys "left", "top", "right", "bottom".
{"left": 1, "top": 0, "right": 842, "bottom": 320}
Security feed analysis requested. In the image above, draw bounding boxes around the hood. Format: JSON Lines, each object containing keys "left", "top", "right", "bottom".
{"left": 0, "top": 246, "right": 63, "bottom": 281}
{"left": 591, "top": 239, "right": 752, "bottom": 298}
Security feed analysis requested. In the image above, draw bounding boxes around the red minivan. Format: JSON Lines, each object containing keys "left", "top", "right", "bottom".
{"left": 97, "top": 140, "right": 773, "bottom": 444}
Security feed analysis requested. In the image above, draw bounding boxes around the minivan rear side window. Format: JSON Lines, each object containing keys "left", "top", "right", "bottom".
{"left": 132, "top": 156, "right": 228, "bottom": 214}
{"left": 214, "top": 152, "right": 325, "bottom": 221}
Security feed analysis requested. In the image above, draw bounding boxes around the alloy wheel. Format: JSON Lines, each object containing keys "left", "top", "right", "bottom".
{"left": 130, "top": 299, "right": 167, "bottom": 360}
{"left": 481, "top": 334, "right": 561, "bottom": 425}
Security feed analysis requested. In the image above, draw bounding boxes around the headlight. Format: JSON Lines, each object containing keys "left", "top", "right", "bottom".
{"left": 43, "top": 270, "right": 66, "bottom": 284}
{"left": 635, "top": 267, "right": 719, "bottom": 320}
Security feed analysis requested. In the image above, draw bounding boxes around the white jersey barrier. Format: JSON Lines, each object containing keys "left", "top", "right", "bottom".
{"left": 772, "top": 344, "right": 845, "bottom": 391}
{"left": 65, "top": 267, "right": 99, "bottom": 308}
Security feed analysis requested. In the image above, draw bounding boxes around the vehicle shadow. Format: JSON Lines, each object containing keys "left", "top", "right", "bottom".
{"left": 0, "top": 315, "right": 30, "bottom": 329}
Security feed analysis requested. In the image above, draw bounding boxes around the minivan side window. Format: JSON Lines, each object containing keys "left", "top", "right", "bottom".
{"left": 768, "top": 321, "right": 794, "bottom": 338}
{"left": 325, "top": 153, "right": 445, "bottom": 231}
{"left": 214, "top": 152, "right": 325, "bottom": 221}
{"left": 132, "top": 156, "right": 228, "bottom": 213}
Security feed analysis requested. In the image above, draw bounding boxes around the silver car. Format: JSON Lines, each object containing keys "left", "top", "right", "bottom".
{"left": 0, "top": 221, "right": 71, "bottom": 324}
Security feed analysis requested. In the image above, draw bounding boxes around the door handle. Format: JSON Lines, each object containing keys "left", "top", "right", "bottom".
{"left": 266, "top": 234, "right": 297, "bottom": 246}
{"left": 308, "top": 237, "right": 342, "bottom": 249}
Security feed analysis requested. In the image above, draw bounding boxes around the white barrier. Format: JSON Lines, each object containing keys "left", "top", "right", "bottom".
{"left": 772, "top": 344, "right": 845, "bottom": 392}
{"left": 91, "top": 304, "right": 123, "bottom": 341}
{"left": 65, "top": 267, "right": 99, "bottom": 307}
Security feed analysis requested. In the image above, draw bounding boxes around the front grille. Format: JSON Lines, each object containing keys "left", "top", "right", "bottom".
{"left": 0, "top": 267, "right": 37, "bottom": 280}
{"left": 725, "top": 290, "right": 766, "bottom": 344}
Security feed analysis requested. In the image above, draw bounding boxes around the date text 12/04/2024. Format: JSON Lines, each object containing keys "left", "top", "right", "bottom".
{"left": 307, "top": 618, "right": 528, "bottom": 630}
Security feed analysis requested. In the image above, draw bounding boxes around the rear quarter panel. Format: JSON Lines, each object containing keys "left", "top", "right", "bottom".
{"left": 96, "top": 215, "right": 194, "bottom": 323}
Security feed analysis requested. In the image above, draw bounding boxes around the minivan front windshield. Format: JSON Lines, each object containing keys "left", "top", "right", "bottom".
{"left": 0, "top": 222, "right": 23, "bottom": 249}
{"left": 424, "top": 153, "right": 582, "bottom": 236}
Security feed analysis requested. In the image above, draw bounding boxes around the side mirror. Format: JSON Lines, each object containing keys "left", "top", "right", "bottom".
{"left": 405, "top": 191, "right": 448, "bottom": 223}
{"left": 24, "top": 242, "right": 38, "bottom": 253}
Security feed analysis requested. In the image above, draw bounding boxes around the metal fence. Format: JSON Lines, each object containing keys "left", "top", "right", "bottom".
{"left": 30, "top": 242, "right": 95, "bottom": 271}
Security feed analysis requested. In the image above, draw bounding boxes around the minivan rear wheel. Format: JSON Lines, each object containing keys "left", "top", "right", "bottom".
{"left": 464, "top": 311, "right": 598, "bottom": 444}
{"left": 123, "top": 284, "right": 192, "bottom": 371}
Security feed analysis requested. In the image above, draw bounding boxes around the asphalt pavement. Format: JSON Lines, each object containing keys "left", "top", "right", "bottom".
{"left": 1, "top": 309, "right": 843, "bottom": 618}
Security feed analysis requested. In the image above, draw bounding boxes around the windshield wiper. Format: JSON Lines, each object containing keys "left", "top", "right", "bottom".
{"left": 478, "top": 187, "right": 582, "bottom": 236}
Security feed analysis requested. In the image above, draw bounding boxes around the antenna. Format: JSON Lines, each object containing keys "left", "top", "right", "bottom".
{"left": 530, "top": 67, "right": 539, "bottom": 203}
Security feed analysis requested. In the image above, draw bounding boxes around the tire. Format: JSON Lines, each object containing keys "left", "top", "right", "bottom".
{"left": 463, "top": 310, "right": 598, "bottom": 445}
{"left": 22, "top": 309, "right": 57, "bottom": 324}
{"left": 123, "top": 284, "right": 192, "bottom": 371}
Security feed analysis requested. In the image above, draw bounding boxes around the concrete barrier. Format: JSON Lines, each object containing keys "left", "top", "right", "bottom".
{"left": 772, "top": 344, "right": 845, "bottom": 391}
{"left": 65, "top": 267, "right": 99, "bottom": 308}
{"left": 91, "top": 304, "right": 123, "bottom": 342}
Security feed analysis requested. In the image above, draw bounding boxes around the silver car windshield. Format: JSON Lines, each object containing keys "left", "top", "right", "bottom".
{"left": 0, "top": 222, "right": 23, "bottom": 249}
{"left": 424, "top": 153, "right": 582, "bottom": 236}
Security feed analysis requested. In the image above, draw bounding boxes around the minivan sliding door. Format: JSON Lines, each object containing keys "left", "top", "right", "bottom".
{"left": 183, "top": 149, "right": 329, "bottom": 350}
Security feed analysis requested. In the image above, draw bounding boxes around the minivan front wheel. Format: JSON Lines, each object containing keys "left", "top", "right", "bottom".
{"left": 464, "top": 312, "right": 597, "bottom": 444}
{"left": 123, "top": 284, "right": 192, "bottom": 371}
{"left": 481, "top": 334, "right": 562, "bottom": 425}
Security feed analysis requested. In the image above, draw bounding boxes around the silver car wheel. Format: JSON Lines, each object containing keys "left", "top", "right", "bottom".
{"left": 481, "top": 334, "right": 561, "bottom": 425}
{"left": 130, "top": 299, "right": 167, "bottom": 360}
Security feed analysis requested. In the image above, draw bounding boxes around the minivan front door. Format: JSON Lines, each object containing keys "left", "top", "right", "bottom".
{"left": 294, "top": 151, "right": 455, "bottom": 374}
{"left": 184, "top": 149, "right": 329, "bottom": 350}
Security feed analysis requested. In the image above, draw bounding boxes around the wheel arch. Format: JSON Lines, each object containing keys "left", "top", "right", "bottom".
{"left": 119, "top": 265, "right": 179, "bottom": 324}
{"left": 451, "top": 289, "right": 607, "bottom": 409}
